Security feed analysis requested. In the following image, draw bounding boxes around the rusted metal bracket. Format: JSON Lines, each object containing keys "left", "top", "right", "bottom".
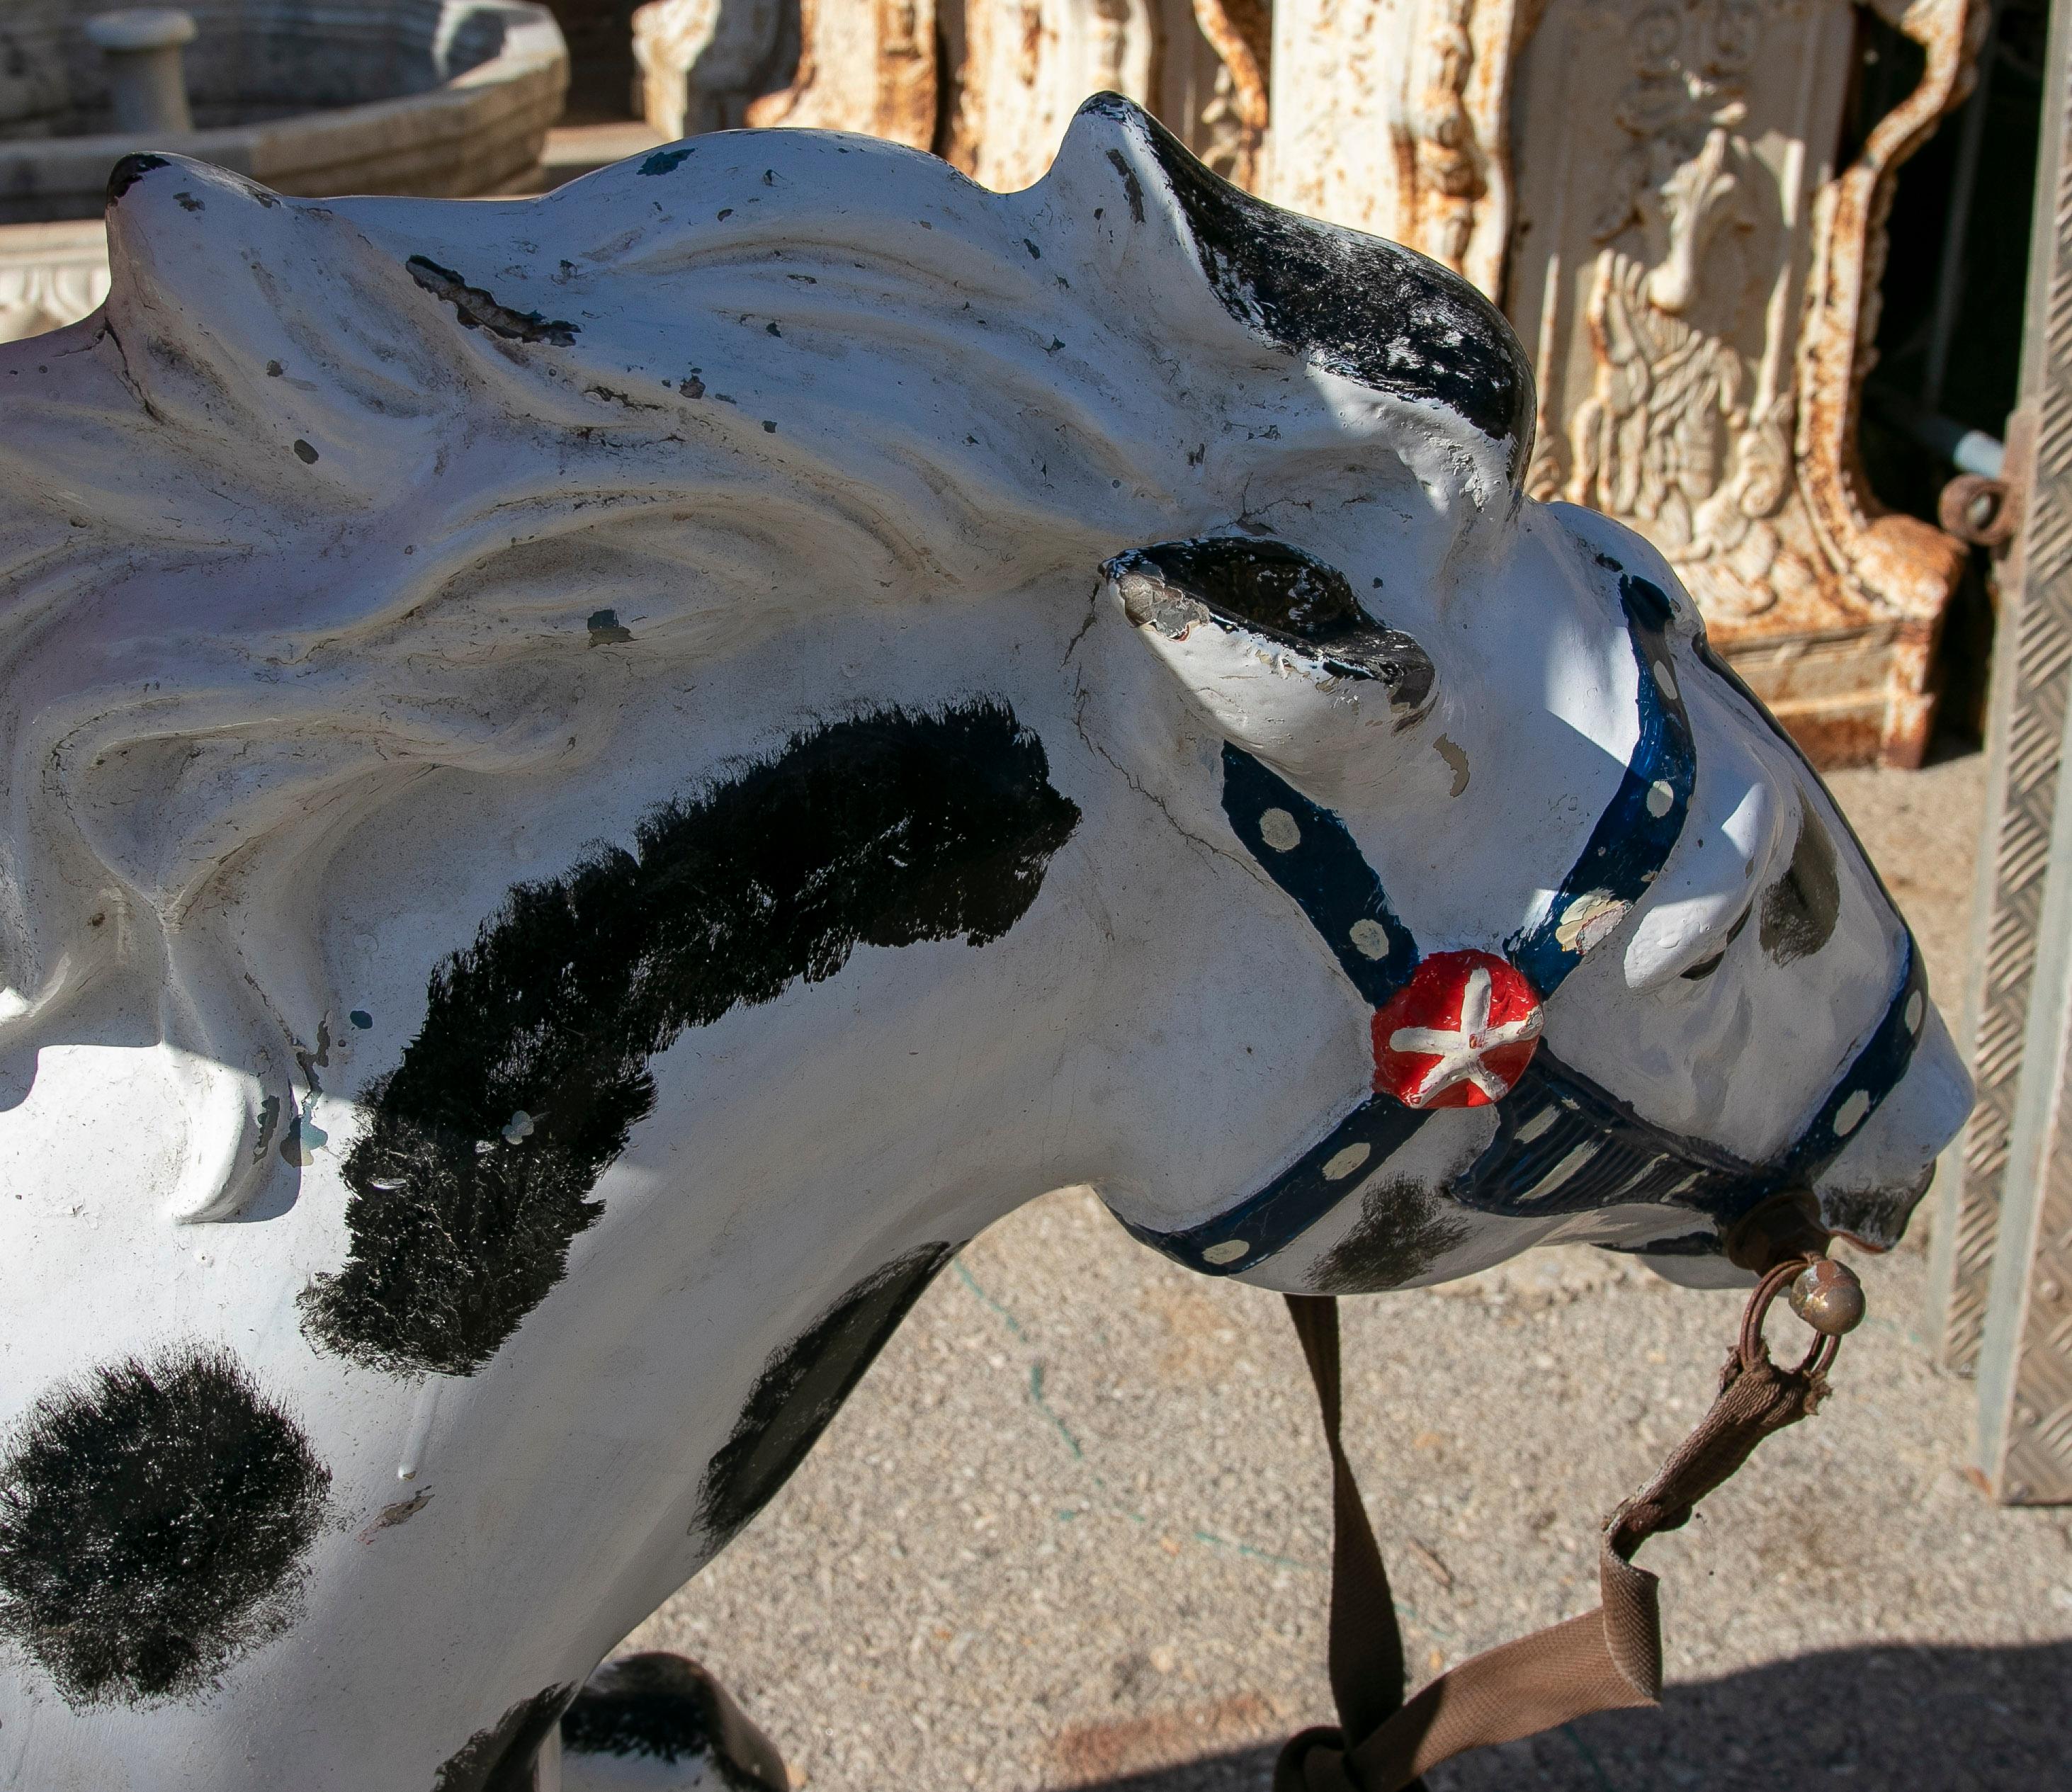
{"left": 1939, "top": 408, "right": 2034, "bottom": 552}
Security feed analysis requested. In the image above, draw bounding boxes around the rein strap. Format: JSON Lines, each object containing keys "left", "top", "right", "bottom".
{"left": 1276, "top": 1259, "right": 1835, "bottom": 1792}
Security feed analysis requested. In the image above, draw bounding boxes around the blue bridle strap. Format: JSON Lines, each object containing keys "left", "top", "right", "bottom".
{"left": 1118, "top": 1091, "right": 1430, "bottom": 1270}
{"left": 1219, "top": 745, "right": 1419, "bottom": 1009}
{"left": 1511, "top": 577, "right": 1697, "bottom": 995}
{"left": 1126, "top": 571, "right": 1927, "bottom": 1278}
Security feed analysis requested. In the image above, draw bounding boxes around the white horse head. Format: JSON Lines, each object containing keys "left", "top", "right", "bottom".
{"left": 0, "top": 96, "right": 1966, "bottom": 1788}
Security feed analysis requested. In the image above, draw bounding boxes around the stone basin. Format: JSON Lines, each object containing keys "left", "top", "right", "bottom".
{"left": 0, "top": 1, "right": 570, "bottom": 225}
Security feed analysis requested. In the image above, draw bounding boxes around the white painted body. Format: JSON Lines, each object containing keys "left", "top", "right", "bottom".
{"left": 0, "top": 101, "right": 1968, "bottom": 1789}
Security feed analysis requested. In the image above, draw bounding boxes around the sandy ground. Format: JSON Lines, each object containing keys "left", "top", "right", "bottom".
{"left": 611, "top": 747, "right": 2072, "bottom": 1791}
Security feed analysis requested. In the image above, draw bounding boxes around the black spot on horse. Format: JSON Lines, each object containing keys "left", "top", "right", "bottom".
{"left": 1308, "top": 1181, "right": 1468, "bottom": 1292}
{"left": 696, "top": 1244, "right": 954, "bottom": 1547}
{"left": 1077, "top": 94, "right": 1534, "bottom": 470}
{"left": 300, "top": 703, "right": 1077, "bottom": 1378}
{"left": 432, "top": 1684, "right": 575, "bottom": 1792}
{"left": 1760, "top": 805, "right": 1840, "bottom": 965}
{"left": 562, "top": 1652, "right": 788, "bottom": 1790}
{"left": 0, "top": 1343, "right": 330, "bottom": 1707}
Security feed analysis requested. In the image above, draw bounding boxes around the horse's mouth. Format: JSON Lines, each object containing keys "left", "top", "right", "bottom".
{"left": 1816, "top": 1164, "right": 1937, "bottom": 1254}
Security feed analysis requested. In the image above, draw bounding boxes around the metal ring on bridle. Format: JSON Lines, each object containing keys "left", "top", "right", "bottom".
{"left": 1742, "top": 1257, "right": 1844, "bottom": 1378}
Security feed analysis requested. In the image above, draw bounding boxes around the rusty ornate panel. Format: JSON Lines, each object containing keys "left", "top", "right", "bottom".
{"left": 938, "top": 1, "right": 1265, "bottom": 190}
{"left": 1260, "top": 0, "right": 1527, "bottom": 298}
{"left": 1940, "top": 0, "right": 2072, "bottom": 1503}
{"left": 1500, "top": 0, "right": 1978, "bottom": 767}
{"left": 747, "top": 0, "right": 939, "bottom": 147}
{"left": 1263, "top": 0, "right": 1979, "bottom": 766}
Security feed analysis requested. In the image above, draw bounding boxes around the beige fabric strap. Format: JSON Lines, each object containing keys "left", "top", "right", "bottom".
{"left": 1276, "top": 1261, "right": 1833, "bottom": 1792}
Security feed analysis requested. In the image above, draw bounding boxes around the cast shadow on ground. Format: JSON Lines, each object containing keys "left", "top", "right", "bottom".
{"left": 1072, "top": 1638, "right": 2069, "bottom": 1791}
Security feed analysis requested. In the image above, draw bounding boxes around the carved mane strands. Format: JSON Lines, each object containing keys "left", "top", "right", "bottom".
{"left": 0, "top": 98, "right": 1529, "bottom": 1225}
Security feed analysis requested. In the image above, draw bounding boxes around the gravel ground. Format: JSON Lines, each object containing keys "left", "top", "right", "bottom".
{"left": 622, "top": 748, "right": 2072, "bottom": 1790}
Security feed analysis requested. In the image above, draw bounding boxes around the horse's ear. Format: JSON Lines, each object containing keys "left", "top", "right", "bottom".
{"left": 1103, "top": 538, "right": 1436, "bottom": 793}
{"left": 1051, "top": 95, "right": 1534, "bottom": 497}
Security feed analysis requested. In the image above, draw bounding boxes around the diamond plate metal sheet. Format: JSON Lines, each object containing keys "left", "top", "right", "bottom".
{"left": 1935, "top": 11, "right": 2072, "bottom": 1385}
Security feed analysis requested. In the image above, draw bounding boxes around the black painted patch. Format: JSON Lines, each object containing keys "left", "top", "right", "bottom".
{"left": 106, "top": 152, "right": 168, "bottom": 203}
{"left": 562, "top": 1652, "right": 787, "bottom": 1791}
{"left": 696, "top": 1244, "right": 954, "bottom": 1547}
{"left": 1078, "top": 94, "right": 1533, "bottom": 466}
{"left": 1104, "top": 147, "right": 1146, "bottom": 224}
{"left": 405, "top": 257, "right": 580, "bottom": 347}
{"left": 0, "top": 1343, "right": 330, "bottom": 1707}
{"left": 1760, "top": 805, "right": 1840, "bottom": 965}
{"left": 586, "top": 607, "right": 633, "bottom": 645}
{"left": 1107, "top": 538, "right": 1434, "bottom": 716}
{"left": 640, "top": 147, "right": 696, "bottom": 176}
{"left": 300, "top": 704, "right": 1077, "bottom": 1378}
{"left": 1309, "top": 1180, "right": 1468, "bottom": 1292}
{"left": 433, "top": 1684, "right": 575, "bottom": 1792}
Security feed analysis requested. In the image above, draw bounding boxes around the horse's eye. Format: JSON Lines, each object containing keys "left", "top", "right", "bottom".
{"left": 1680, "top": 905, "right": 1751, "bottom": 981}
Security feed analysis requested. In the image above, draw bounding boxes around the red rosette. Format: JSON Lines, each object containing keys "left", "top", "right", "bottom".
{"left": 1371, "top": 949, "right": 1543, "bottom": 1110}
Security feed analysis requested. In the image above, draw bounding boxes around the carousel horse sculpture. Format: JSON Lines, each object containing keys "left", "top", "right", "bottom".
{"left": 0, "top": 96, "right": 1970, "bottom": 1791}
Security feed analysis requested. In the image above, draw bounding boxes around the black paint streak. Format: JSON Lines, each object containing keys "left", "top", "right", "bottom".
{"left": 696, "top": 1244, "right": 954, "bottom": 1548}
{"left": 1107, "top": 537, "right": 1434, "bottom": 718}
{"left": 106, "top": 153, "right": 167, "bottom": 203}
{"left": 1104, "top": 148, "right": 1146, "bottom": 224}
{"left": 1309, "top": 1181, "right": 1468, "bottom": 1292}
{"left": 1760, "top": 805, "right": 1840, "bottom": 965}
{"left": 562, "top": 1652, "right": 788, "bottom": 1791}
{"left": 0, "top": 1343, "right": 331, "bottom": 1708}
{"left": 432, "top": 1684, "right": 575, "bottom": 1792}
{"left": 405, "top": 257, "right": 580, "bottom": 348}
{"left": 640, "top": 147, "right": 696, "bottom": 175}
{"left": 300, "top": 704, "right": 1077, "bottom": 1378}
{"left": 1080, "top": 93, "right": 1533, "bottom": 469}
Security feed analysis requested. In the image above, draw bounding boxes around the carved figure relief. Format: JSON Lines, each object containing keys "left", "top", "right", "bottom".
{"left": 1560, "top": 8, "right": 1815, "bottom": 623}
{"left": 1505, "top": 0, "right": 1981, "bottom": 764}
